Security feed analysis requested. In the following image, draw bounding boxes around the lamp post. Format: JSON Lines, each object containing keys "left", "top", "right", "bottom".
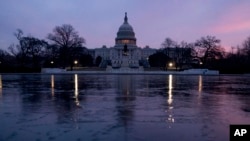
{"left": 50, "top": 61, "right": 54, "bottom": 68}
{"left": 74, "top": 60, "right": 78, "bottom": 70}
{"left": 199, "top": 61, "right": 203, "bottom": 68}
{"left": 74, "top": 60, "right": 78, "bottom": 65}
{"left": 167, "top": 62, "right": 174, "bottom": 71}
{"left": 169, "top": 62, "right": 173, "bottom": 67}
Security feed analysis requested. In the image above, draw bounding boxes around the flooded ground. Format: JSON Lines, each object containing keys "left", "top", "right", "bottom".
{"left": 0, "top": 74, "right": 249, "bottom": 141}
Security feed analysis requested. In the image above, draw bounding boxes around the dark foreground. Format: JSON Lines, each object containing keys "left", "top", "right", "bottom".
{"left": 0, "top": 74, "right": 250, "bottom": 141}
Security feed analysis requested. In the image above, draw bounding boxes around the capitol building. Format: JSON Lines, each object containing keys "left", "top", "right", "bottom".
{"left": 92, "top": 13, "right": 156, "bottom": 70}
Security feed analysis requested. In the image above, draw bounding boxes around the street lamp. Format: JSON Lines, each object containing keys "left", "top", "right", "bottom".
{"left": 169, "top": 62, "right": 173, "bottom": 67}
{"left": 73, "top": 60, "right": 78, "bottom": 70}
{"left": 74, "top": 60, "right": 78, "bottom": 65}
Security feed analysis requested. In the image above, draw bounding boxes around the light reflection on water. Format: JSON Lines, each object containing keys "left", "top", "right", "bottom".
{"left": 198, "top": 75, "right": 203, "bottom": 93}
{"left": 167, "top": 74, "right": 173, "bottom": 105}
{"left": 74, "top": 74, "right": 80, "bottom": 106}
{"left": 0, "top": 75, "right": 2, "bottom": 98}
{"left": 51, "top": 74, "right": 54, "bottom": 97}
{"left": 167, "top": 75, "right": 174, "bottom": 127}
{"left": 0, "top": 74, "right": 249, "bottom": 141}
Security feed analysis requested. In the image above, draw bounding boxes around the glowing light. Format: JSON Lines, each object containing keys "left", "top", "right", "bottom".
{"left": 51, "top": 61, "right": 54, "bottom": 64}
{"left": 168, "top": 75, "right": 173, "bottom": 105}
{"left": 0, "top": 75, "right": 2, "bottom": 97}
{"left": 74, "top": 60, "right": 78, "bottom": 65}
{"left": 51, "top": 75, "right": 54, "bottom": 88}
{"left": 168, "top": 115, "right": 175, "bottom": 123}
{"left": 169, "top": 62, "right": 173, "bottom": 67}
{"left": 74, "top": 74, "right": 80, "bottom": 106}
{"left": 0, "top": 75, "right": 2, "bottom": 89}
{"left": 121, "top": 39, "right": 129, "bottom": 44}
{"left": 198, "top": 75, "right": 203, "bottom": 92}
{"left": 200, "top": 62, "right": 203, "bottom": 65}
{"left": 51, "top": 75, "right": 54, "bottom": 96}
{"left": 165, "top": 75, "right": 175, "bottom": 128}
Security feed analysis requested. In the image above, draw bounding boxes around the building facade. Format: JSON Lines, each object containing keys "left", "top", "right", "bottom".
{"left": 92, "top": 13, "right": 156, "bottom": 68}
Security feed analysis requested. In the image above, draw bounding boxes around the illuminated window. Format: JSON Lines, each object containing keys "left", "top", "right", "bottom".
{"left": 122, "top": 40, "right": 129, "bottom": 44}
{"left": 116, "top": 39, "right": 136, "bottom": 45}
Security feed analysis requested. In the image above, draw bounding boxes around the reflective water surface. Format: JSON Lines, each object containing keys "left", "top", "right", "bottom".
{"left": 0, "top": 74, "right": 250, "bottom": 141}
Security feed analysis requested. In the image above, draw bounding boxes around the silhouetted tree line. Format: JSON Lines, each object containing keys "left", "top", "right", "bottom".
{"left": 218, "top": 36, "right": 250, "bottom": 73}
{"left": 148, "top": 35, "right": 250, "bottom": 73}
{"left": 1, "top": 24, "right": 250, "bottom": 74}
{"left": 0, "top": 24, "right": 94, "bottom": 72}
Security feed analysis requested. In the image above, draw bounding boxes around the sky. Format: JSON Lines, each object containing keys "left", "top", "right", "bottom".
{"left": 0, "top": 0, "right": 250, "bottom": 51}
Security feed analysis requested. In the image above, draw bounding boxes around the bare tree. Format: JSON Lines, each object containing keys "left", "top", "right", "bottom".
{"left": 161, "top": 38, "right": 193, "bottom": 70}
{"left": 161, "top": 37, "right": 177, "bottom": 57}
{"left": 0, "top": 48, "right": 11, "bottom": 63}
{"left": 14, "top": 29, "right": 23, "bottom": 40}
{"left": 242, "top": 36, "right": 250, "bottom": 56}
{"left": 194, "top": 36, "right": 225, "bottom": 65}
{"left": 8, "top": 29, "right": 28, "bottom": 67}
{"left": 162, "top": 37, "right": 177, "bottom": 48}
{"left": 47, "top": 24, "right": 85, "bottom": 69}
{"left": 8, "top": 29, "right": 48, "bottom": 68}
{"left": 177, "top": 41, "right": 193, "bottom": 69}
{"left": 43, "top": 44, "right": 59, "bottom": 67}
{"left": 20, "top": 36, "right": 48, "bottom": 67}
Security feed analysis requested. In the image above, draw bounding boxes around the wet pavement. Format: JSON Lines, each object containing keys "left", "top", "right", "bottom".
{"left": 0, "top": 74, "right": 250, "bottom": 141}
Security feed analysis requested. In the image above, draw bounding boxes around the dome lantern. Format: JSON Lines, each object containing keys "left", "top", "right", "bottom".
{"left": 124, "top": 12, "right": 128, "bottom": 23}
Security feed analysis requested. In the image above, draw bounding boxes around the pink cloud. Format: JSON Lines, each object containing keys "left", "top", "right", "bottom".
{"left": 214, "top": 21, "right": 250, "bottom": 34}
{"left": 210, "top": 3, "right": 250, "bottom": 34}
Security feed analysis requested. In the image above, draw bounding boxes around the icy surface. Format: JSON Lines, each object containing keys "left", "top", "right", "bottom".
{"left": 0, "top": 74, "right": 249, "bottom": 141}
